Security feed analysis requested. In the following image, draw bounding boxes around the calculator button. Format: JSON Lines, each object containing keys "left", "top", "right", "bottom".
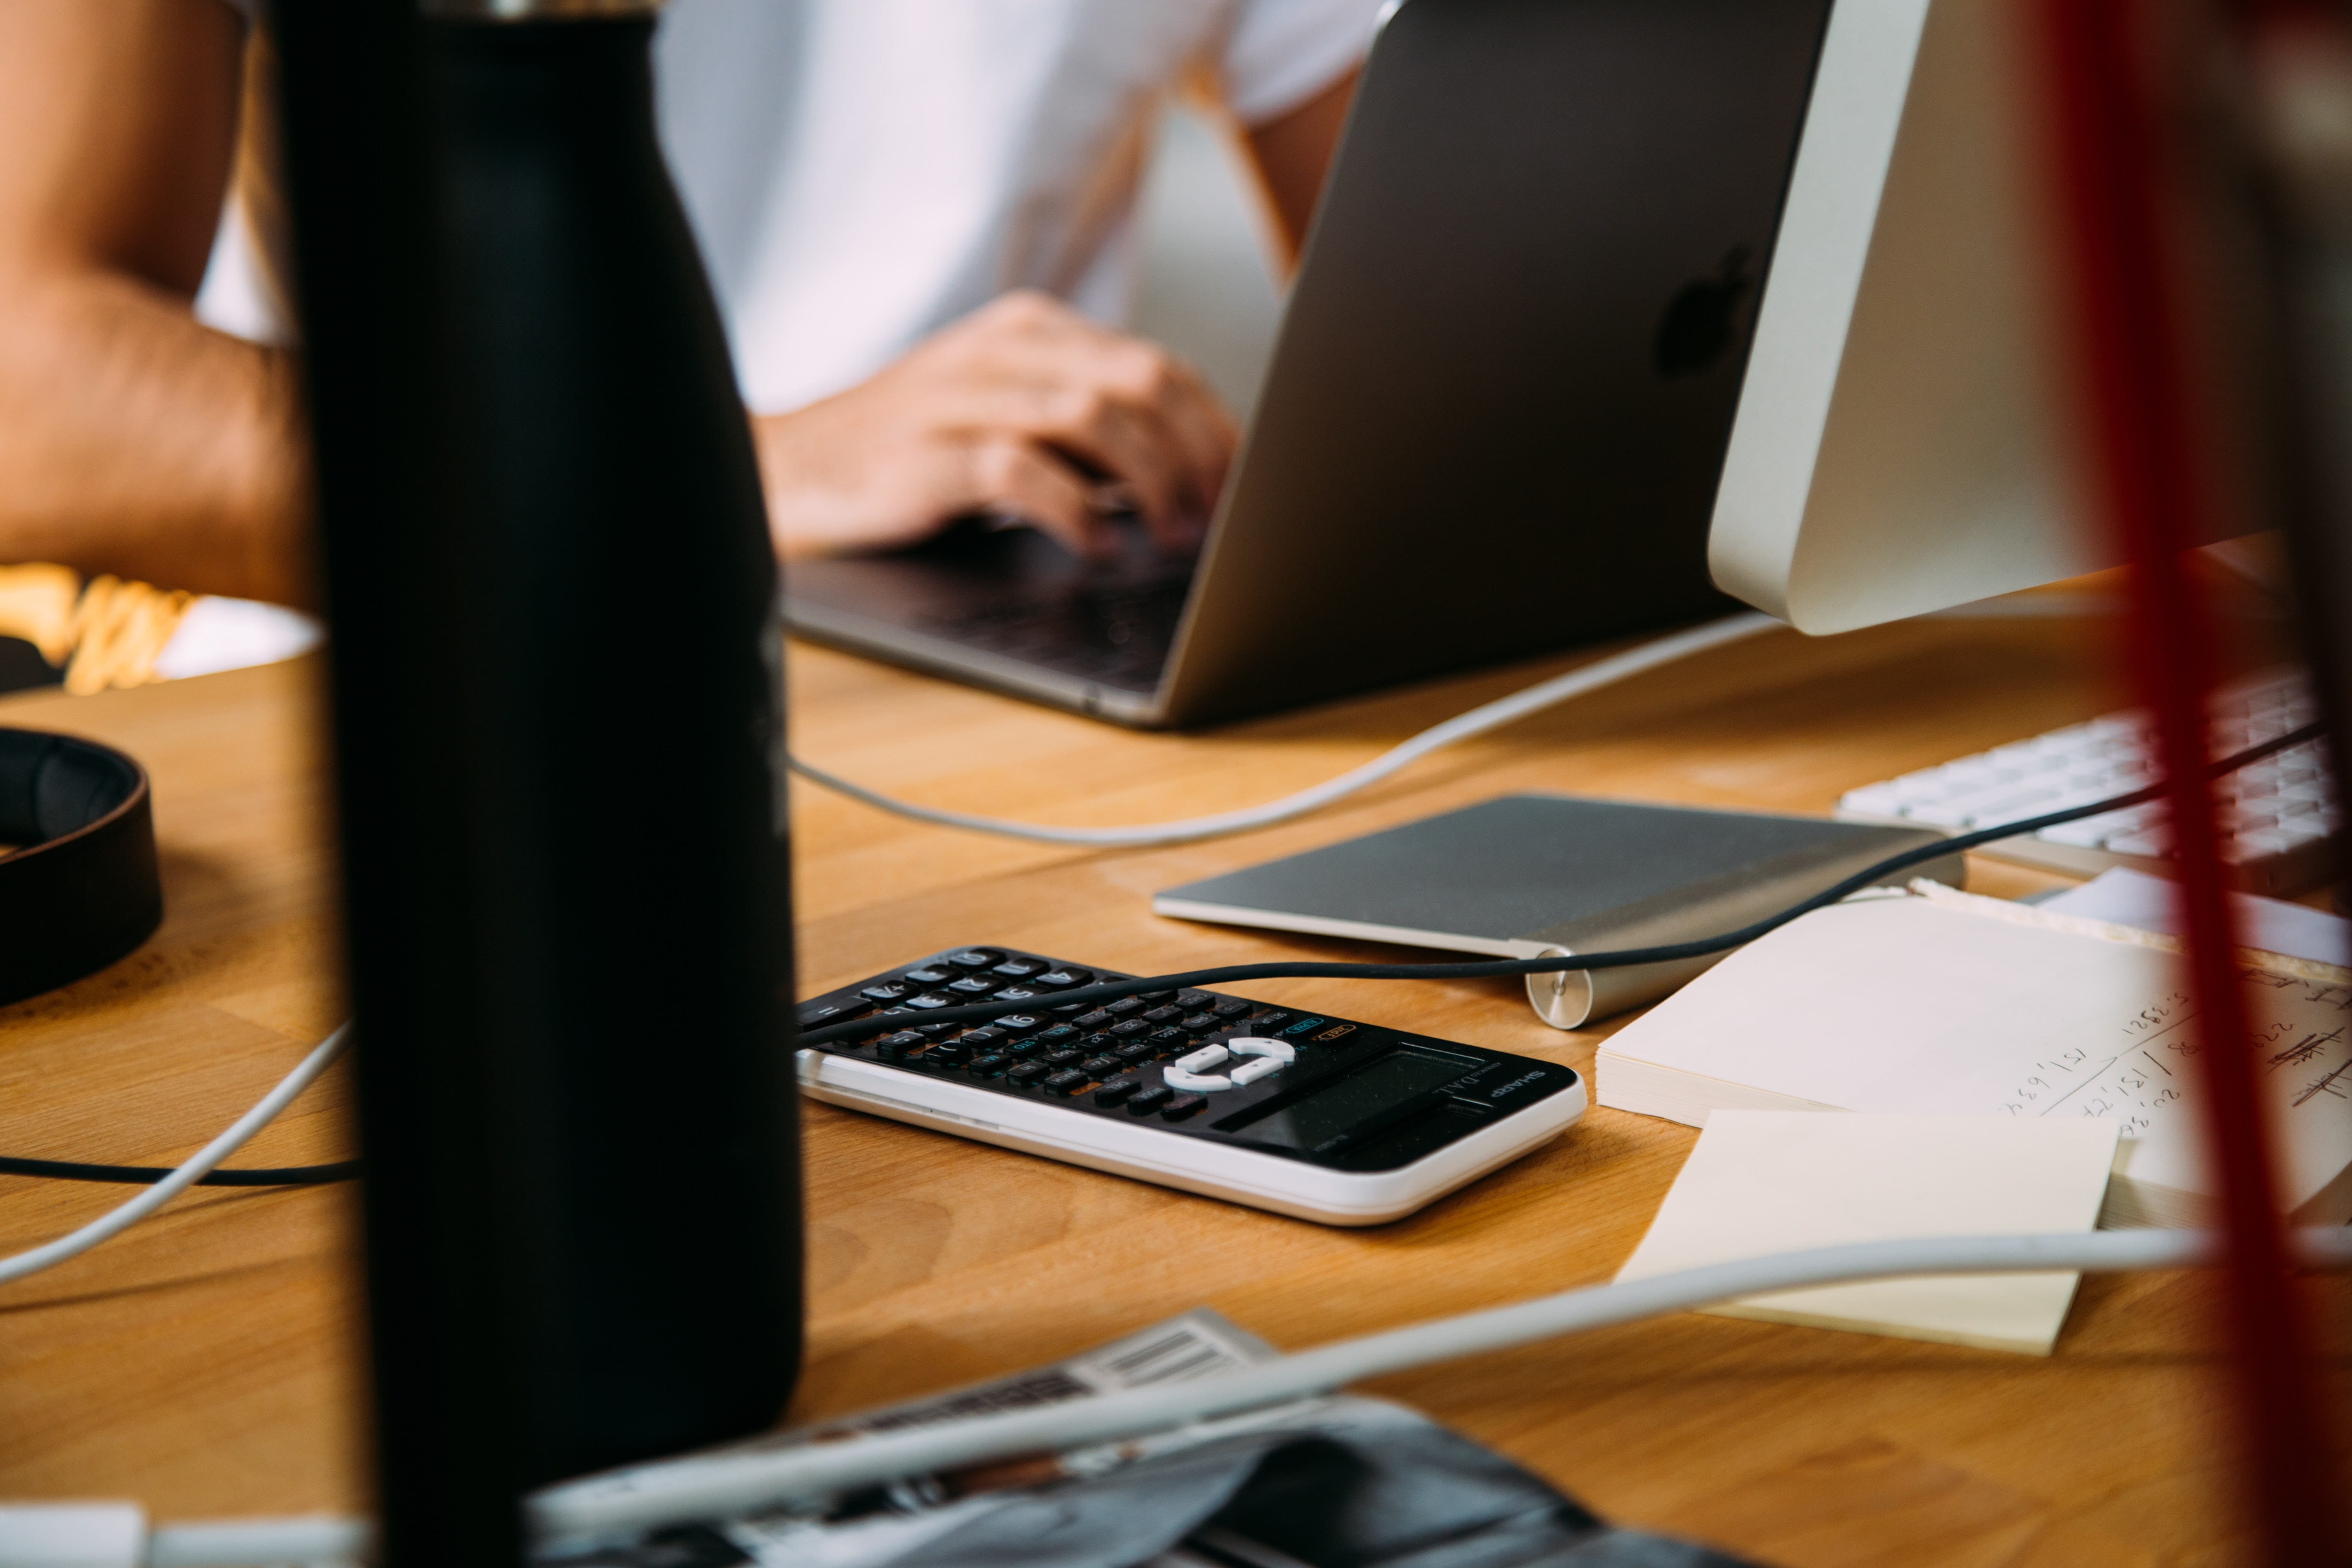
{"left": 1179, "top": 1013, "right": 1219, "bottom": 1032}
{"left": 1108, "top": 1019, "right": 1150, "bottom": 1038}
{"left": 1160, "top": 1093, "right": 1208, "bottom": 1121}
{"left": 1007, "top": 1063, "right": 1050, "bottom": 1085}
{"left": 956, "top": 1027, "right": 1002, "bottom": 1046}
{"left": 945, "top": 949, "right": 1001, "bottom": 969}
{"left": 966, "top": 1053, "right": 1011, "bottom": 1078}
{"left": 1229, "top": 1057, "right": 1281, "bottom": 1087}
{"left": 1033, "top": 967, "right": 1091, "bottom": 989}
{"left": 1001, "top": 1039, "right": 1046, "bottom": 1059}
{"left": 903, "top": 966, "right": 955, "bottom": 986}
{"left": 993, "top": 988, "right": 1041, "bottom": 1004}
{"left": 876, "top": 1031, "right": 926, "bottom": 1059}
{"left": 1226, "top": 1037, "right": 1295, "bottom": 1064}
{"left": 1145, "top": 1028, "right": 1188, "bottom": 1049}
{"left": 922, "top": 1044, "right": 973, "bottom": 1067}
{"left": 1251, "top": 1011, "right": 1291, "bottom": 1029}
{"left": 1163, "top": 1066, "right": 1232, "bottom": 1092}
{"left": 1210, "top": 998, "right": 1251, "bottom": 1018}
{"left": 1112, "top": 1041, "right": 1158, "bottom": 1063}
{"left": 994, "top": 1014, "right": 1045, "bottom": 1034}
{"left": 991, "top": 959, "right": 1044, "bottom": 979}
{"left": 1042, "top": 1069, "right": 1091, "bottom": 1095}
{"left": 1125, "top": 1084, "right": 1173, "bottom": 1115}
{"left": 1093, "top": 1080, "right": 1139, "bottom": 1107}
{"left": 1042, "top": 1048, "right": 1086, "bottom": 1067}
{"left": 1300, "top": 1021, "right": 1360, "bottom": 1047}
{"left": 1104, "top": 998, "right": 1146, "bottom": 1017}
{"left": 1072, "top": 1010, "right": 1114, "bottom": 1028}
{"left": 946, "top": 977, "right": 999, "bottom": 997}
{"left": 1176, "top": 991, "right": 1214, "bottom": 1010}
{"left": 1034, "top": 1024, "right": 1081, "bottom": 1046}
{"left": 860, "top": 984, "right": 913, "bottom": 1004}
{"left": 1140, "top": 1006, "right": 1182, "bottom": 1025}
{"left": 1079, "top": 1055, "right": 1121, "bottom": 1076}
{"left": 905, "top": 993, "right": 956, "bottom": 1011}
{"left": 1174, "top": 1044, "right": 1230, "bottom": 1073}
{"left": 1138, "top": 989, "right": 1179, "bottom": 1002}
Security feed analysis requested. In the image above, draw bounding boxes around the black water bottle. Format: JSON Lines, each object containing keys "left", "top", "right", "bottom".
{"left": 273, "top": 0, "right": 801, "bottom": 1562}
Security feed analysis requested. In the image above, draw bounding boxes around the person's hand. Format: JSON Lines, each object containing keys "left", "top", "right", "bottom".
{"left": 752, "top": 290, "right": 1238, "bottom": 560}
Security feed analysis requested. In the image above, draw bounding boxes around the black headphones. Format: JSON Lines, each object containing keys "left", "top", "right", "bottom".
{"left": 0, "top": 729, "right": 164, "bottom": 1007}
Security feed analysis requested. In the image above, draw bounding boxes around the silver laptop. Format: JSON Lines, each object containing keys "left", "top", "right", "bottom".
{"left": 783, "top": 0, "right": 1834, "bottom": 728}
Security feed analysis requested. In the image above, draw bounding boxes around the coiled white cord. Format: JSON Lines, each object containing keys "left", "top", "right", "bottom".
{"left": 0, "top": 1026, "right": 351, "bottom": 1288}
{"left": 787, "top": 612, "right": 1783, "bottom": 846}
{"left": 524, "top": 1225, "right": 2352, "bottom": 1543}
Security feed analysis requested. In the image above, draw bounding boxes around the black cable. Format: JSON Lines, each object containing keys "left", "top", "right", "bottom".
{"left": 0, "top": 1155, "right": 362, "bottom": 1186}
{"left": 8, "top": 717, "right": 2323, "bottom": 1182}
{"left": 799, "top": 719, "right": 2327, "bottom": 1047}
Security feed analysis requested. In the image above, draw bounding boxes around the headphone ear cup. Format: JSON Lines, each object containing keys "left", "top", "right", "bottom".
{"left": 0, "top": 729, "right": 163, "bottom": 1006}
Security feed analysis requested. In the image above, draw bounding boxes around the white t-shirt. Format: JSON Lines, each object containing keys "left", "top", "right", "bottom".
{"left": 201, "top": 0, "right": 1381, "bottom": 414}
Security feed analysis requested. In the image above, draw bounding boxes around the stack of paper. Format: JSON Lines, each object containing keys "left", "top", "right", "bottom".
{"left": 1596, "top": 883, "right": 2352, "bottom": 1228}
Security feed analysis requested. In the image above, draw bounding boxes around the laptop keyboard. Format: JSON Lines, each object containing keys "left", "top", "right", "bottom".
{"left": 1835, "top": 667, "right": 2340, "bottom": 895}
{"left": 929, "top": 573, "right": 1191, "bottom": 691}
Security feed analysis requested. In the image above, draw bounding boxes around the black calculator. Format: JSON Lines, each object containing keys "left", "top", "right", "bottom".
{"left": 794, "top": 946, "right": 1586, "bottom": 1225}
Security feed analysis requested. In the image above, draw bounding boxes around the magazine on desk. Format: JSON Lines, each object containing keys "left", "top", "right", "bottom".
{"left": 1596, "top": 880, "right": 2352, "bottom": 1228}
{"left": 537, "top": 1309, "right": 1764, "bottom": 1568}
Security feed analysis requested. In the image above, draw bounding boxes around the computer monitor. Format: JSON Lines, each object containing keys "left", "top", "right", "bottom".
{"left": 1705, "top": 0, "right": 2265, "bottom": 633}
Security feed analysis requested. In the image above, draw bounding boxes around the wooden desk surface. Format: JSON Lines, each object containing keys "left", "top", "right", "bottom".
{"left": 1, "top": 609, "right": 2343, "bottom": 1566}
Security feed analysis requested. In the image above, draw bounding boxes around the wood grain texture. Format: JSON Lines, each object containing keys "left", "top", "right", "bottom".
{"left": 0, "top": 609, "right": 2341, "bottom": 1565}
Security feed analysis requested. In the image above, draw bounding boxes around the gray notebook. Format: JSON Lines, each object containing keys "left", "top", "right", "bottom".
{"left": 1154, "top": 794, "right": 1958, "bottom": 1027}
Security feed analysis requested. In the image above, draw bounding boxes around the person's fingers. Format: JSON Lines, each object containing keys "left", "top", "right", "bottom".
{"left": 1098, "top": 341, "right": 1236, "bottom": 545}
{"left": 963, "top": 435, "right": 1105, "bottom": 558}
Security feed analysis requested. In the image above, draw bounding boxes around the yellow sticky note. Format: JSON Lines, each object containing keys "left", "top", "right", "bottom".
{"left": 1615, "top": 1111, "right": 2120, "bottom": 1355}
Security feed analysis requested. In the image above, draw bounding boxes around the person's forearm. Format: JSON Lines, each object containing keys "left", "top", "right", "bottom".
{"left": 0, "top": 269, "right": 310, "bottom": 606}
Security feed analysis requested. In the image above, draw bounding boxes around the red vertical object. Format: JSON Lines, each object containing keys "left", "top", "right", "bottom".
{"left": 2035, "top": 0, "right": 2343, "bottom": 1562}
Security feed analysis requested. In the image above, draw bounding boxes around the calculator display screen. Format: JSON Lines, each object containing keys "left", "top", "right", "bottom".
{"left": 1222, "top": 1046, "right": 1476, "bottom": 1152}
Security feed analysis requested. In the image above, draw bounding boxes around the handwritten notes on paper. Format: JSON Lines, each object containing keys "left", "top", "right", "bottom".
{"left": 1594, "top": 883, "right": 2352, "bottom": 1227}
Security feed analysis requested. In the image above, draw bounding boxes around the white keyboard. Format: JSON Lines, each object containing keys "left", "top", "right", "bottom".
{"left": 1835, "top": 668, "right": 2339, "bottom": 895}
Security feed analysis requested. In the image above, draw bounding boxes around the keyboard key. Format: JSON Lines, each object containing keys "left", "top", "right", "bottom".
{"left": 1125, "top": 1084, "right": 1173, "bottom": 1115}
{"left": 1160, "top": 1093, "right": 1207, "bottom": 1121}
{"left": 945, "top": 949, "right": 1002, "bottom": 970}
{"left": 903, "top": 966, "right": 955, "bottom": 986}
{"left": 1093, "top": 1080, "right": 1139, "bottom": 1107}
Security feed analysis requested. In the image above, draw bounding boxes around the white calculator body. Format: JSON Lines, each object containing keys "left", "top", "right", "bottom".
{"left": 795, "top": 946, "right": 1586, "bottom": 1225}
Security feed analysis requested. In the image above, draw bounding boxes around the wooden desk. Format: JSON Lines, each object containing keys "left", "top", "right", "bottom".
{"left": 1, "top": 611, "right": 2342, "bottom": 1566}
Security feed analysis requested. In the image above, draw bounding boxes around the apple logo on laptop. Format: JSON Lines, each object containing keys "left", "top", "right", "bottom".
{"left": 1654, "top": 246, "right": 1756, "bottom": 377}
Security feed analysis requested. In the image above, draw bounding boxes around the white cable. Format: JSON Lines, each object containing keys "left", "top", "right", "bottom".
{"left": 146, "top": 1515, "right": 374, "bottom": 1568}
{"left": 787, "top": 611, "right": 1783, "bottom": 846}
{"left": 526, "top": 1225, "right": 2352, "bottom": 1542}
{"left": 0, "top": 1026, "right": 351, "bottom": 1287}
